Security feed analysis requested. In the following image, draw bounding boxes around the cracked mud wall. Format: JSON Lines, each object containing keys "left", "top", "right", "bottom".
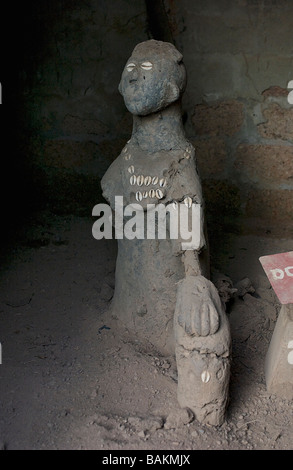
{"left": 9, "top": 0, "right": 293, "bottom": 251}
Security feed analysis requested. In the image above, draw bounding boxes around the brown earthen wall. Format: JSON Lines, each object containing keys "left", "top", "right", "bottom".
{"left": 165, "top": 0, "right": 293, "bottom": 238}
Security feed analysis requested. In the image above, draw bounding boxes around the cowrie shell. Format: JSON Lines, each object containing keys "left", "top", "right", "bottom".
{"left": 137, "top": 175, "right": 144, "bottom": 186}
{"left": 144, "top": 176, "right": 152, "bottom": 186}
{"left": 184, "top": 196, "right": 192, "bottom": 208}
{"left": 126, "top": 63, "right": 135, "bottom": 72}
{"left": 149, "top": 189, "right": 156, "bottom": 198}
{"left": 201, "top": 371, "right": 210, "bottom": 383}
{"left": 143, "top": 191, "right": 148, "bottom": 199}
{"left": 159, "top": 178, "right": 166, "bottom": 187}
{"left": 123, "top": 147, "right": 128, "bottom": 153}
{"left": 130, "top": 175, "right": 136, "bottom": 185}
{"left": 128, "top": 165, "right": 134, "bottom": 174}
{"left": 141, "top": 61, "right": 153, "bottom": 70}
{"left": 156, "top": 189, "right": 163, "bottom": 199}
{"left": 152, "top": 176, "right": 158, "bottom": 185}
{"left": 136, "top": 191, "right": 143, "bottom": 202}
{"left": 125, "top": 154, "right": 131, "bottom": 161}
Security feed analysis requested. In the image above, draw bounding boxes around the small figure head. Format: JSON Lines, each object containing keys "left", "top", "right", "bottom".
{"left": 119, "top": 40, "right": 186, "bottom": 116}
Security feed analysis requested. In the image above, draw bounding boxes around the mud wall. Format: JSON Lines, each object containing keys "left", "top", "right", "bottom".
{"left": 166, "top": 0, "right": 293, "bottom": 240}
{"left": 10, "top": 0, "right": 293, "bottom": 240}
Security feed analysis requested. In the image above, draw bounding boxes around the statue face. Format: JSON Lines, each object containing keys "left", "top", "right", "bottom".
{"left": 119, "top": 50, "right": 180, "bottom": 116}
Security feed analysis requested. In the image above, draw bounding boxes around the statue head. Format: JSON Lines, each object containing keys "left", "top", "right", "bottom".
{"left": 118, "top": 40, "right": 187, "bottom": 116}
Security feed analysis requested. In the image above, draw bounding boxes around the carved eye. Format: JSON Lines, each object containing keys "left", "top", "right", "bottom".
{"left": 141, "top": 61, "right": 153, "bottom": 70}
{"left": 126, "top": 63, "right": 136, "bottom": 72}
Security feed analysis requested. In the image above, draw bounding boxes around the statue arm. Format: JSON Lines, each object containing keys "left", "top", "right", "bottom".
{"left": 176, "top": 248, "right": 221, "bottom": 337}
{"left": 169, "top": 153, "right": 221, "bottom": 337}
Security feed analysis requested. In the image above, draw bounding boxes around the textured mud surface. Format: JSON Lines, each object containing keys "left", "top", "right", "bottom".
{"left": 0, "top": 213, "right": 292, "bottom": 450}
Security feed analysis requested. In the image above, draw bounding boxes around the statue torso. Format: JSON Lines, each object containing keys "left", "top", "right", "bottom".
{"left": 101, "top": 139, "right": 202, "bottom": 210}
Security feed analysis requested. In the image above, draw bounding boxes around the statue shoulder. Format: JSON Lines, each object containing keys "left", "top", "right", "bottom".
{"left": 101, "top": 146, "right": 128, "bottom": 205}
{"left": 167, "top": 144, "right": 203, "bottom": 203}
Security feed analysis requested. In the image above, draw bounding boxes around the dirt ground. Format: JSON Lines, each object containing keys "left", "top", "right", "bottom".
{"left": 0, "top": 212, "right": 292, "bottom": 451}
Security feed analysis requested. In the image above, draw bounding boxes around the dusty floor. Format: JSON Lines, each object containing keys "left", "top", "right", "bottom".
{"left": 0, "top": 212, "right": 292, "bottom": 450}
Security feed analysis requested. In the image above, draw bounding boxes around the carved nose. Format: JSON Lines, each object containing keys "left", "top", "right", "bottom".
{"left": 129, "top": 68, "right": 139, "bottom": 83}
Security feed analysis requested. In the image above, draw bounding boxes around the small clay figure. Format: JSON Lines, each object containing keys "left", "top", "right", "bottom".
{"left": 101, "top": 40, "right": 231, "bottom": 425}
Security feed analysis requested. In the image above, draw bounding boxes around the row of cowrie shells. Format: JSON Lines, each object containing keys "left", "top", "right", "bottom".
{"left": 135, "top": 189, "right": 164, "bottom": 202}
{"left": 123, "top": 143, "right": 192, "bottom": 161}
{"left": 172, "top": 197, "right": 193, "bottom": 210}
{"left": 123, "top": 147, "right": 131, "bottom": 161}
{"left": 129, "top": 172, "right": 167, "bottom": 188}
{"left": 184, "top": 146, "right": 192, "bottom": 160}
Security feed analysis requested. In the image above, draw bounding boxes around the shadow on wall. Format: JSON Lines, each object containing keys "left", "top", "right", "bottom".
{"left": 2, "top": 0, "right": 149, "bottom": 239}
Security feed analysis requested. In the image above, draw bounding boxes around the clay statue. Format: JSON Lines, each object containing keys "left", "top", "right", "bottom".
{"left": 101, "top": 39, "right": 231, "bottom": 425}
